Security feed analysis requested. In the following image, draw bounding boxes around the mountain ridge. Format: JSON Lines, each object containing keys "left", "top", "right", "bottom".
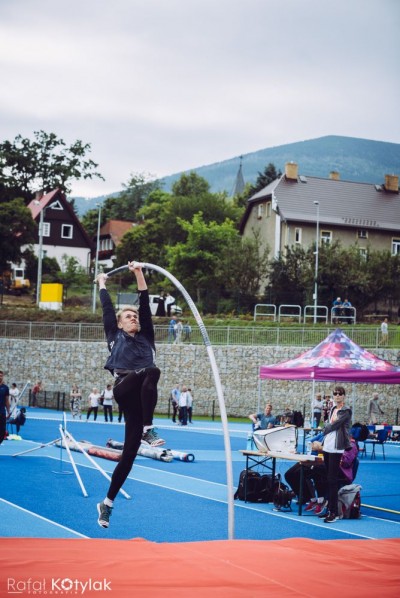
{"left": 72, "top": 135, "right": 400, "bottom": 215}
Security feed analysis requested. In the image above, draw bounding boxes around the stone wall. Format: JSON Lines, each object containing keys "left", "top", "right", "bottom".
{"left": 1, "top": 339, "right": 399, "bottom": 423}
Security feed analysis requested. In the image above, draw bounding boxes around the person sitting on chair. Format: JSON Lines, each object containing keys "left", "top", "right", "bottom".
{"left": 248, "top": 403, "right": 277, "bottom": 430}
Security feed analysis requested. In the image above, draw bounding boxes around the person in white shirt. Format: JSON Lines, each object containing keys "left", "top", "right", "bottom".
{"left": 86, "top": 388, "right": 101, "bottom": 421}
{"left": 187, "top": 387, "right": 193, "bottom": 423}
{"left": 102, "top": 384, "right": 114, "bottom": 422}
{"left": 9, "top": 383, "right": 20, "bottom": 419}
{"left": 179, "top": 385, "right": 190, "bottom": 426}
{"left": 312, "top": 393, "right": 323, "bottom": 427}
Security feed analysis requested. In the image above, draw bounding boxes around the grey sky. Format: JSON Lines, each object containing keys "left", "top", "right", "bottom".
{"left": 0, "top": 0, "right": 399, "bottom": 198}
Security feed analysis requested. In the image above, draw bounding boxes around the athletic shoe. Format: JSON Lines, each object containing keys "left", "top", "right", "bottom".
{"left": 314, "top": 500, "right": 328, "bottom": 515}
{"left": 97, "top": 502, "right": 112, "bottom": 528}
{"left": 318, "top": 509, "right": 330, "bottom": 519}
{"left": 304, "top": 500, "right": 317, "bottom": 512}
{"left": 142, "top": 427, "right": 165, "bottom": 447}
{"left": 324, "top": 512, "right": 339, "bottom": 523}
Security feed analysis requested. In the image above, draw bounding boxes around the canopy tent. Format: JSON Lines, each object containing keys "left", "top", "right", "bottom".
{"left": 260, "top": 328, "right": 400, "bottom": 384}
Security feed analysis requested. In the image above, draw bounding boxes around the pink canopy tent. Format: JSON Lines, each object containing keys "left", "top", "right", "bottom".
{"left": 260, "top": 328, "right": 400, "bottom": 384}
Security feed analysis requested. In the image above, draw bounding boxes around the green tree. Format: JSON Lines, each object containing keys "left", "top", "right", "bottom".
{"left": 166, "top": 213, "right": 239, "bottom": 311}
{"left": 0, "top": 130, "right": 104, "bottom": 198}
{"left": 219, "top": 231, "right": 270, "bottom": 312}
{"left": 172, "top": 172, "right": 210, "bottom": 197}
{"left": 57, "top": 255, "right": 88, "bottom": 299}
{"left": 247, "top": 163, "right": 281, "bottom": 198}
{"left": 266, "top": 245, "right": 310, "bottom": 306}
{"left": 0, "top": 198, "right": 36, "bottom": 270}
{"left": 104, "top": 172, "right": 161, "bottom": 221}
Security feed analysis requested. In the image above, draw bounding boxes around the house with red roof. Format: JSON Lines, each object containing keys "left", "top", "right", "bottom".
{"left": 27, "top": 189, "right": 93, "bottom": 272}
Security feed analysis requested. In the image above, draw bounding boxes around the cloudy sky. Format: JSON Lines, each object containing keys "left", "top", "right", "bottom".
{"left": 0, "top": 0, "right": 399, "bottom": 198}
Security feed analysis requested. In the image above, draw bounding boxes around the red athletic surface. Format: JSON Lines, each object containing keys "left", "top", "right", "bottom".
{"left": 1, "top": 537, "right": 399, "bottom": 597}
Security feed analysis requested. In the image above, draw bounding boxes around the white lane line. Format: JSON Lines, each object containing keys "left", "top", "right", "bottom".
{"left": 0, "top": 498, "right": 89, "bottom": 538}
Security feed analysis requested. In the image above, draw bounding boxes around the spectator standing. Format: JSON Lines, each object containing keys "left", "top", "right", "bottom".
{"left": 165, "top": 293, "right": 176, "bottom": 317}
{"left": 379, "top": 318, "right": 389, "bottom": 345}
{"left": 86, "top": 387, "right": 101, "bottom": 421}
{"left": 367, "top": 393, "right": 384, "bottom": 425}
{"left": 102, "top": 383, "right": 114, "bottom": 422}
{"left": 183, "top": 322, "right": 192, "bottom": 342}
{"left": 155, "top": 292, "right": 166, "bottom": 317}
{"left": 0, "top": 370, "right": 10, "bottom": 445}
{"left": 187, "top": 387, "right": 194, "bottom": 423}
{"left": 9, "top": 383, "right": 20, "bottom": 418}
{"left": 248, "top": 403, "right": 277, "bottom": 429}
{"left": 332, "top": 297, "right": 342, "bottom": 323}
{"left": 31, "top": 380, "right": 42, "bottom": 407}
{"left": 174, "top": 319, "right": 183, "bottom": 344}
{"left": 178, "top": 385, "right": 190, "bottom": 426}
{"left": 342, "top": 298, "right": 352, "bottom": 323}
{"left": 312, "top": 393, "right": 323, "bottom": 427}
{"left": 321, "top": 386, "right": 352, "bottom": 523}
{"left": 171, "top": 384, "right": 180, "bottom": 423}
{"left": 70, "top": 384, "right": 82, "bottom": 420}
{"left": 168, "top": 316, "right": 177, "bottom": 343}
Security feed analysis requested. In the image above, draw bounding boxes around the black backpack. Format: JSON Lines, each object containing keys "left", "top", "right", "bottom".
{"left": 234, "top": 470, "right": 277, "bottom": 503}
{"left": 292, "top": 411, "right": 304, "bottom": 428}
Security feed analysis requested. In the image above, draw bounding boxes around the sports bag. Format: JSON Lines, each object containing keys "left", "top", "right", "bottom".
{"left": 338, "top": 483, "right": 362, "bottom": 519}
{"left": 234, "top": 470, "right": 277, "bottom": 503}
{"left": 272, "top": 479, "right": 294, "bottom": 511}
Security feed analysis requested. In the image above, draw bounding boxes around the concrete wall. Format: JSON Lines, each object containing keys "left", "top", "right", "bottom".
{"left": 1, "top": 339, "right": 399, "bottom": 423}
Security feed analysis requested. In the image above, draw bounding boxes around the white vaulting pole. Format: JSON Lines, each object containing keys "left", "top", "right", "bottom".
{"left": 59, "top": 425, "right": 88, "bottom": 497}
{"left": 64, "top": 429, "right": 131, "bottom": 499}
{"left": 105, "top": 262, "right": 235, "bottom": 539}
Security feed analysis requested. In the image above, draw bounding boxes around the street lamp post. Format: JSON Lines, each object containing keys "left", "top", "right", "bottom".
{"left": 35, "top": 202, "right": 45, "bottom": 306}
{"left": 92, "top": 204, "right": 102, "bottom": 313}
{"left": 313, "top": 200, "right": 320, "bottom": 324}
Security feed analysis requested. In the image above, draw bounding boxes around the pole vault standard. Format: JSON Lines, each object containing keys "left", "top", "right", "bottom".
{"left": 104, "top": 262, "right": 235, "bottom": 540}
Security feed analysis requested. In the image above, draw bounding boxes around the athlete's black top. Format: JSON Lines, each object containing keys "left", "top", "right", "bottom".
{"left": 100, "top": 288, "right": 156, "bottom": 375}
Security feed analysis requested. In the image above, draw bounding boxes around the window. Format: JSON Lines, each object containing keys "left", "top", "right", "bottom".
{"left": 257, "top": 204, "right": 264, "bottom": 219}
{"left": 295, "top": 228, "right": 302, "bottom": 244}
{"left": 358, "top": 229, "right": 368, "bottom": 239}
{"left": 392, "top": 239, "right": 400, "bottom": 256}
{"left": 359, "top": 248, "right": 368, "bottom": 260}
{"left": 49, "top": 200, "right": 63, "bottom": 210}
{"left": 266, "top": 202, "right": 271, "bottom": 217}
{"left": 61, "top": 224, "right": 73, "bottom": 239}
{"left": 321, "top": 230, "right": 332, "bottom": 245}
{"left": 42, "top": 222, "right": 50, "bottom": 237}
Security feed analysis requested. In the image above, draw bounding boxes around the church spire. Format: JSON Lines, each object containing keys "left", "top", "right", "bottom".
{"left": 232, "top": 155, "right": 245, "bottom": 196}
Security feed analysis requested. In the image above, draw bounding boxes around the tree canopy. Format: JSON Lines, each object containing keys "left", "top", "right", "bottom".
{"left": 0, "top": 130, "right": 104, "bottom": 199}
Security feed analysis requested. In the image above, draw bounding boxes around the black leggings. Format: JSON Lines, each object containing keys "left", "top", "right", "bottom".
{"left": 323, "top": 451, "right": 343, "bottom": 516}
{"left": 107, "top": 367, "right": 160, "bottom": 501}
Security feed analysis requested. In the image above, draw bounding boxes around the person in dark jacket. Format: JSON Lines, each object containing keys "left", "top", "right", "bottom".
{"left": 321, "top": 385, "right": 352, "bottom": 524}
{"left": 95, "top": 261, "right": 164, "bottom": 529}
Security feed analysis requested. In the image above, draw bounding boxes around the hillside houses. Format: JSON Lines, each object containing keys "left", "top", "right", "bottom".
{"left": 240, "top": 162, "right": 400, "bottom": 265}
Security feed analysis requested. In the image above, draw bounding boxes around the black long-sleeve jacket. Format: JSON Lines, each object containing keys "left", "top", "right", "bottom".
{"left": 100, "top": 288, "right": 156, "bottom": 375}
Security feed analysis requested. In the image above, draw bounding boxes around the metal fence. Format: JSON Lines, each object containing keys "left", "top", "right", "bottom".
{"left": 0, "top": 321, "right": 398, "bottom": 348}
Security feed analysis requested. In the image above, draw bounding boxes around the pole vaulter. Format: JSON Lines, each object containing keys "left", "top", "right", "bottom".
{"left": 104, "top": 262, "right": 235, "bottom": 540}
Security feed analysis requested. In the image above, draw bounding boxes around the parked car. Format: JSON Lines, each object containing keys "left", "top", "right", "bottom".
{"left": 116, "top": 292, "right": 182, "bottom": 316}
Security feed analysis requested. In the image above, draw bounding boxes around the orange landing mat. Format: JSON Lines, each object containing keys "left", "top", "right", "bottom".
{"left": 1, "top": 537, "right": 399, "bottom": 597}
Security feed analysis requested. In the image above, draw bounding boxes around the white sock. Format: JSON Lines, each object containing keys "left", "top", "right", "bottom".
{"left": 104, "top": 497, "right": 113, "bottom": 508}
{"left": 317, "top": 497, "right": 324, "bottom": 503}
{"left": 143, "top": 425, "right": 153, "bottom": 433}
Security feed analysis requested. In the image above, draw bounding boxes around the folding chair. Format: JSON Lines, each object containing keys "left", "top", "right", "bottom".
{"left": 364, "top": 429, "right": 389, "bottom": 460}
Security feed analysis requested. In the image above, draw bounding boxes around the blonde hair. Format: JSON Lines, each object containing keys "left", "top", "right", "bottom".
{"left": 116, "top": 305, "right": 139, "bottom": 321}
